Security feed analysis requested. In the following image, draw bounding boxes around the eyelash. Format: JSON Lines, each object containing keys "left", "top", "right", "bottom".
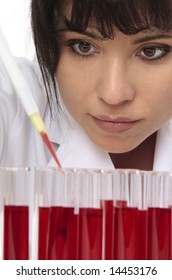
{"left": 66, "top": 39, "right": 97, "bottom": 58}
{"left": 66, "top": 39, "right": 172, "bottom": 62}
{"left": 137, "top": 45, "right": 172, "bottom": 62}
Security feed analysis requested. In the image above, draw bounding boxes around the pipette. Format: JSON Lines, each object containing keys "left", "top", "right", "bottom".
{"left": 0, "top": 26, "right": 62, "bottom": 168}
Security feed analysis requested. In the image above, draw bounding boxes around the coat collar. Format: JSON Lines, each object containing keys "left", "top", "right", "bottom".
{"left": 153, "top": 120, "right": 172, "bottom": 171}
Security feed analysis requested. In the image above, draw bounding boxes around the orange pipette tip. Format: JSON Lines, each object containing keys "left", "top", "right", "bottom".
{"left": 40, "top": 132, "right": 62, "bottom": 169}
{"left": 29, "top": 112, "right": 62, "bottom": 169}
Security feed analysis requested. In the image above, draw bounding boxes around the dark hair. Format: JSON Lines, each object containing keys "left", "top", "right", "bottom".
{"left": 31, "top": 0, "right": 172, "bottom": 112}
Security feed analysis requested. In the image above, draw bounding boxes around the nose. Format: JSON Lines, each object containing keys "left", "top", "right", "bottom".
{"left": 97, "top": 59, "right": 135, "bottom": 105}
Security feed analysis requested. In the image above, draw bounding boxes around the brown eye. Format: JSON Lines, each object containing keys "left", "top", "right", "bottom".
{"left": 70, "top": 40, "right": 96, "bottom": 56}
{"left": 138, "top": 45, "right": 170, "bottom": 61}
{"left": 78, "top": 42, "right": 91, "bottom": 53}
{"left": 143, "top": 47, "right": 157, "bottom": 57}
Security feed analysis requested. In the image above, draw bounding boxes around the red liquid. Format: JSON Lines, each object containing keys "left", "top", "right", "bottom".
{"left": 78, "top": 208, "right": 103, "bottom": 260}
{"left": 38, "top": 206, "right": 79, "bottom": 260}
{"left": 112, "top": 201, "right": 171, "bottom": 260}
{"left": 38, "top": 202, "right": 172, "bottom": 260}
{"left": 38, "top": 206, "right": 50, "bottom": 260}
{"left": 39, "top": 206, "right": 103, "bottom": 260}
{"left": 3, "top": 205, "right": 29, "bottom": 260}
{"left": 103, "top": 200, "right": 148, "bottom": 260}
{"left": 40, "top": 132, "right": 62, "bottom": 168}
{"left": 148, "top": 207, "right": 171, "bottom": 260}
{"left": 104, "top": 200, "right": 114, "bottom": 259}
{"left": 135, "top": 209, "right": 148, "bottom": 259}
{"left": 113, "top": 203, "right": 142, "bottom": 259}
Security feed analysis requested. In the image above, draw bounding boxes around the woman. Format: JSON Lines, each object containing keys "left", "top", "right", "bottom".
{"left": 1, "top": 0, "right": 172, "bottom": 170}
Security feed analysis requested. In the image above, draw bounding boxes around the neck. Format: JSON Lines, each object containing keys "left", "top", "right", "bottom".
{"left": 109, "top": 132, "right": 157, "bottom": 171}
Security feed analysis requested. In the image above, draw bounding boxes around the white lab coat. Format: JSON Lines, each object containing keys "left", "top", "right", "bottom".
{"left": 1, "top": 57, "right": 172, "bottom": 171}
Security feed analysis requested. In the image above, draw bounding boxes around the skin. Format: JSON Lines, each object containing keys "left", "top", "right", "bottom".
{"left": 56, "top": 24, "right": 172, "bottom": 169}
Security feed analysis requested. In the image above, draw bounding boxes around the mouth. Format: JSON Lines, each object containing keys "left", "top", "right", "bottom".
{"left": 92, "top": 115, "right": 141, "bottom": 133}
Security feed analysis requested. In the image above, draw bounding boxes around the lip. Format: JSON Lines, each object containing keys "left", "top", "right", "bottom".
{"left": 92, "top": 115, "right": 141, "bottom": 133}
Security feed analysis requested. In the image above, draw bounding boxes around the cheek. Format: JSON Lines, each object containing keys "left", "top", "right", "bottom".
{"left": 56, "top": 61, "right": 97, "bottom": 108}
{"left": 153, "top": 83, "right": 172, "bottom": 106}
{"left": 139, "top": 70, "right": 172, "bottom": 108}
{"left": 56, "top": 67, "right": 86, "bottom": 116}
{"left": 148, "top": 85, "right": 172, "bottom": 124}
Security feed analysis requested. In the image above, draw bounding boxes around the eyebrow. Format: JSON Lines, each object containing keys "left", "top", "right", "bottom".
{"left": 58, "top": 28, "right": 104, "bottom": 40}
{"left": 133, "top": 34, "right": 172, "bottom": 44}
{"left": 59, "top": 28, "right": 172, "bottom": 43}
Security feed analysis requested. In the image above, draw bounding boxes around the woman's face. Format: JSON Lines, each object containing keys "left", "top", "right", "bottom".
{"left": 56, "top": 26, "right": 172, "bottom": 153}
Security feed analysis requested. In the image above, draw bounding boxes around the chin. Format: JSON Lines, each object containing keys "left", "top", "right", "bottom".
{"left": 95, "top": 140, "right": 137, "bottom": 154}
{"left": 107, "top": 147, "right": 135, "bottom": 154}
{"left": 89, "top": 132, "right": 142, "bottom": 153}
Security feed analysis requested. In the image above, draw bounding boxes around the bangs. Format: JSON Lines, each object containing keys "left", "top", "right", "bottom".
{"left": 63, "top": 0, "right": 172, "bottom": 37}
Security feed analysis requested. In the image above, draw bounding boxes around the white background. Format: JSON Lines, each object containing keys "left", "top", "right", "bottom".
{"left": 0, "top": 0, "right": 34, "bottom": 59}
{"left": 0, "top": 260, "right": 171, "bottom": 279}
